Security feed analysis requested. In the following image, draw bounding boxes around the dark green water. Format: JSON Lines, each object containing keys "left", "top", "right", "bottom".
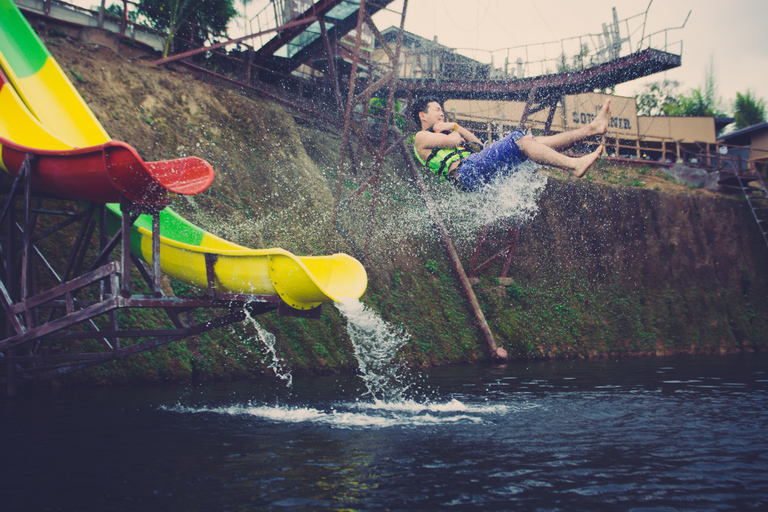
{"left": 2, "top": 354, "right": 767, "bottom": 511}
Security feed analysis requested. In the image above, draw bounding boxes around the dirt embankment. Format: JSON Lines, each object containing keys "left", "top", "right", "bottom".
{"left": 7, "top": 28, "right": 767, "bottom": 385}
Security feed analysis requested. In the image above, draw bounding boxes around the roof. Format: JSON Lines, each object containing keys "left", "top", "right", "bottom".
{"left": 718, "top": 121, "right": 768, "bottom": 143}
{"left": 377, "top": 26, "right": 451, "bottom": 51}
{"left": 714, "top": 116, "right": 735, "bottom": 134}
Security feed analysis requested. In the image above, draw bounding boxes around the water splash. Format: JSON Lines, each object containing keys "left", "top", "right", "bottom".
{"left": 334, "top": 298, "right": 411, "bottom": 402}
{"left": 161, "top": 400, "right": 519, "bottom": 429}
{"left": 164, "top": 302, "right": 537, "bottom": 429}
{"left": 362, "top": 162, "right": 547, "bottom": 258}
{"left": 435, "top": 161, "right": 547, "bottom": 243}
{"left": 243, "top": 306, "right": 293, "bottom": 388}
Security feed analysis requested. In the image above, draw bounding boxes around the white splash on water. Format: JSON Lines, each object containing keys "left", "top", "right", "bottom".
{"left": 435, "top": 161, "right": 547, "bottom": 241}
{"left": 334, "top": 298, "right": 411, "bottom": 402}
{"left": 161, "top": 400, "right": 524, "bottom": 429}
{"left": 243, "top": 306, "right": 293, "bottom": 388}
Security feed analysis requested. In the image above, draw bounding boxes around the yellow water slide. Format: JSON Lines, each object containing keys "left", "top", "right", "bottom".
{"left": 0, "top": 0, "right": 366, "bottom": 310}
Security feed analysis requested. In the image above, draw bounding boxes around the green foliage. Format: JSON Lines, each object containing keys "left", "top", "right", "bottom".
{"left": 105, "top": 3, "right": 141, "bottom": 24}
{"left": 635, "top": 80, "right": 680, "bottom": 116}
{"left": 733, "top": 90, "right": 766, "bottom": 129}
{"left": 69, "top": 68, "right": 87, "bottom": 83}
{"left": 369, "top": 97, "right": 407, "bottom": 133}
{"left": 506, "top": 283, "right": 525, "bottom": 301}
{"left": 662, "top": 58, "right": 726, "bottom": 117}
{"left": 137, "top": 0, "right": 238, "bottom": 57}
{"left": 663, "top": 87, "right": 725, "bottom": 117}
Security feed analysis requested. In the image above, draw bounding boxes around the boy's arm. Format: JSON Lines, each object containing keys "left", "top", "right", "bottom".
{"left": 414, "top": 129, "right": 464, "bottom": 152}
{"left": 429, "top": 122, "right": 482, "bottom": 146}
{"left": 434, "top": 122, "right": 482, "bottom": 146}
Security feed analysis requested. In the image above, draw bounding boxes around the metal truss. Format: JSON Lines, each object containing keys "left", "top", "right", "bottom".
{"left": 0, "top": 155, "right": 309, "bottom": 396}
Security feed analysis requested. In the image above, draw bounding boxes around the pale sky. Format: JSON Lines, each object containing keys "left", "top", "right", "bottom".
{"left": 366, "top": 0, "right": 768, "bottom": 115}
{"left": 74, "top": 0, "right": 767, "bottom": 115}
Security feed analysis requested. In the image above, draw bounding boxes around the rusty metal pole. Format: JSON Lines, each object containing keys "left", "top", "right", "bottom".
{"left": 399, "top": 142, "right": 507, "bottom": 361}
{"left": 20, "top": 157, "right": 32, "bottom": 305}
{"left": 544, "top": 103, "right": 557, "bottom": 135}
{"left": 517, "top": 87, "right": 537, "bottom": 131}
{"left": 318, "top": 18, "right": 343, "bottom": 115}
{"left": 3, "top": 167, "right": 19, "bottom": 396}
{"left": 499, "top": 224, "right": 520, "bottom": 278}
{"left": 152, "top": 211, "right": 161, "bottom": 297}
{"left": 363, "top": 0, "right": 409, "bottom": 258}
{"left": 328, "top": 0, "right": 368, "bottom": 251}
{"left": 120, "top": 197, "right": 131, "bottom": 298}
{"left": 121, "top": 0, "right": 128, "bottom": 36}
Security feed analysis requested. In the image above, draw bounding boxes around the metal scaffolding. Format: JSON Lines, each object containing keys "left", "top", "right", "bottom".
{"left": 0, "top": 156, "right": 316, "bottom": 396}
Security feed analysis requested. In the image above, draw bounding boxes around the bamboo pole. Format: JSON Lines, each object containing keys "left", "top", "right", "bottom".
{"left": 399, "top": 142, "right": 507, "bottom": 360}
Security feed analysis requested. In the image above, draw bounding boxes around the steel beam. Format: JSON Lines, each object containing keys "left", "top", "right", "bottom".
{"left": 0, "top": 154, "right": 298, "bottom": 393}
{"left": 387, "top": 48, "right": 681, "bottom": 101}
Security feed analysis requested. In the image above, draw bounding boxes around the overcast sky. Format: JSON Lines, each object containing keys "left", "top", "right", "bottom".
{"left": 73, "top": 0, "right": 767, "bottom": 115}
{"left": 362, "top": 0, "right": 768, "bottom": 114}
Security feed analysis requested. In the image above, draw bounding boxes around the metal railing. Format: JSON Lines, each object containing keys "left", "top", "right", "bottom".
{"left": 384, "top": 6, "right": 685, "bottom": 83}
{"left": 18, "top": 0, "right": 234, "bottom": 53}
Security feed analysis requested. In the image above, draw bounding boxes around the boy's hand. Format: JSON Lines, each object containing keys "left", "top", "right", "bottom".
{"left": 433, "top": 121, "right": 458, "bottom": 133}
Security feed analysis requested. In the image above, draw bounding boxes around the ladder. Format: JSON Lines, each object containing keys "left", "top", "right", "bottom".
{"left": 740, "top": 164, "right": 768, "bottom": 249}
{"left": 719, "top": 160, "right": 768, "bottom": 249}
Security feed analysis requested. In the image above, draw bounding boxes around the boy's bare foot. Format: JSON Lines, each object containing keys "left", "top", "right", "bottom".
{"left": 589, "top": 100, "right": 611, "bottom": 136}
{"left": 572, "top": 145, "right": 603, "bottom": 178}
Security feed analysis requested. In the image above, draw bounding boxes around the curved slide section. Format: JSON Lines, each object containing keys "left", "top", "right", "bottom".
{"left": 0, "top": 0, "right": 366, "bottom": 309}
{"left": 0, "top": 1, "right": 214, "bottom": 205}
{"left": 111, "top": 205, "right": 367, "bottom": 309}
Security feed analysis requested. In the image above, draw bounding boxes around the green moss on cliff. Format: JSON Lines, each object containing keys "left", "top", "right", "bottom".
{"left": 3, "top": 35, "right": 766, "bottom": 387}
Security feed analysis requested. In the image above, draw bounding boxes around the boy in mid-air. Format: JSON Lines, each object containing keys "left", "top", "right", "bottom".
{"left": 412, "top": 98, "right": 611, "bottom": 191}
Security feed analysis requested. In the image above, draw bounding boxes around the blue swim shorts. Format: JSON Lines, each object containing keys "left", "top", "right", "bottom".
{"left": 456, "top": 130, "right": 529, "bottom": 191}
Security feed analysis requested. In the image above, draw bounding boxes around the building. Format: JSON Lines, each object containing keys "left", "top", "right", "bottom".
{"left": 717, "top": 122, "right": 768, "bottom": 172}
{"left": 371, "top": 23, "right": 715, "bottom": 165}
{"left": 444, "top": 93, "right": 721, "bottom": 164}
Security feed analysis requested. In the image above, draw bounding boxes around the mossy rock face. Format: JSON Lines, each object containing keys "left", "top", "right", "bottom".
{"left": 6, "top": 34, "right": 765, "bottom": 386}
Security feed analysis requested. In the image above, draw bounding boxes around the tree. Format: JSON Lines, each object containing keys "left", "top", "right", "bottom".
{"left": 104, "top": 2, "right": 141, "bottom": 24}
{"left": 663, "top": 87, "right": 728, "bottom": 117}
{"left": 733, "top": 90, "right": 766, "bottom": 129}
{"left": 663, "top": 57, "right": 726, "bottom": 117}
{"left": 635, "top": 80, "right": 680, "bottom": 116}
{"left": 138, "top": 0, "right": 239, "bottom": 57}
{"left": 369, "top": 97, "right": 407, "bottom": 133}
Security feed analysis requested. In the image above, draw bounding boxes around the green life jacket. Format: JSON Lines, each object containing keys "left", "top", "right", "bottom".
{"left": 413, "top": 145, "right": 472, "bottom": 180}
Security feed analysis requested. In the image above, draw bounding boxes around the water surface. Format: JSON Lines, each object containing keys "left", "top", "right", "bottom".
{"left": 2, "top": 354, "right": 767, "bottom": 511}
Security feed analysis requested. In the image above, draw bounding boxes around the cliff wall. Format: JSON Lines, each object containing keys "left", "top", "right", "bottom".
{"left": 3, "top": 31, "right": 765, "bottom": 384}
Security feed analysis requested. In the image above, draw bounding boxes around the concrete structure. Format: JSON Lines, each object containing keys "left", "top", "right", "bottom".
{"left": 444, "top": 92, "right": 720, "bottom": 163}
{"left": 718, "top": 122, "right": 768, "bottom": 172}
{"left": 14, "top": 0, "right": 165, "bottom": 51}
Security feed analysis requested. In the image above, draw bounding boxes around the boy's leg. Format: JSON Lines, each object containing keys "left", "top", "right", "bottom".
{"left": 535, "top": 100, "right": 611, "bottom": 150}
{"left": 516, "top": 136, "right": 603, "bottom": 178}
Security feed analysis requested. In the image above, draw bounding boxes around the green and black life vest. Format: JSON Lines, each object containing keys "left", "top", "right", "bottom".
{"left": 413, "top": 145, "right": 472, "bottom": 179}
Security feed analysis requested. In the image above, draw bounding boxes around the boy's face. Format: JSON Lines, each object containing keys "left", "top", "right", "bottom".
{"left": 420, "top": 101, "right": 445, "bottom": 127}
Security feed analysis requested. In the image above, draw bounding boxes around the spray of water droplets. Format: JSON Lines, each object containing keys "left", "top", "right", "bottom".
{"left": 368, "top": 162, "right": 548, "bottom": 254}
{"left": 243, "top": 306, "right": 293, "bottom": 388}
{"left": 335, "top": 298, "right": 412, "bottom": 402}
{"left": 437, "top": 161, "right": 547, "bottom": 240}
